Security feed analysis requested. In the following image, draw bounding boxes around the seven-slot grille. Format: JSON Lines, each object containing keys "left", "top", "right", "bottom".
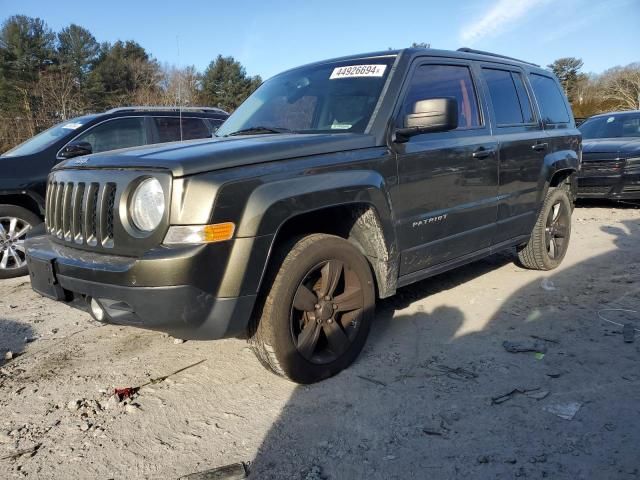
{"left": 45, "top": 180, "right": 117, "bottom": 248}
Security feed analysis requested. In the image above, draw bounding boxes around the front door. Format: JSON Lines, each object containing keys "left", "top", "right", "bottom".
{"left": 390, "top": 61, "right": 499, "bottom": 276}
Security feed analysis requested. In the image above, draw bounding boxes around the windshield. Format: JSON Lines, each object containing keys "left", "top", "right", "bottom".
{"left": 2, "top": 115, "right": 97, "bottom": 157}
{"left": 216, "top": 57, "right": 396, "bottom": 137}
{"left": 579, "top": 113, "right": 640, "bottom": 139}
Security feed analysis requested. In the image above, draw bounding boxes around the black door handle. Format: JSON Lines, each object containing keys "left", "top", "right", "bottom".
{"left": 472, "top": 148, "right": 496, "bottom": 159}
{"left": 532, "top": 142, "right": 548, "bottom": 152}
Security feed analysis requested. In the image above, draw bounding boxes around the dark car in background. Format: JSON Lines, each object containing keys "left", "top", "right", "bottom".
{"left": 0, "top": 106, "right": 228, "bottom": 278}
{"left": 577, "top": 110, "right": 640, "bottom": 200}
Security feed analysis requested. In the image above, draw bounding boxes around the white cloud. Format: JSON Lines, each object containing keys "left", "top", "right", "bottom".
{"left": 460, "top": 0, "right": 549, "bottom": 45}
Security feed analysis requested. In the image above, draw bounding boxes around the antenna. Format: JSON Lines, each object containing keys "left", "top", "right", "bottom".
{"left": 177, "top": 35, "right": 183, "bottom": 141}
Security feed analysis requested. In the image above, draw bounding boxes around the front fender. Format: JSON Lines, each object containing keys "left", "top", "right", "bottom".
{"left": 236, "top": 170, "right": 394, "bottom": 240}
{"left": 216, "top": 170, "right": 398, "bottom": 299}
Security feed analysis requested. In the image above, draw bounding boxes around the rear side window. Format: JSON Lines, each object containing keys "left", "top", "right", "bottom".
{"left": 153, "top": 117, "right": 211, "bottom": 142}
{"left": 404, "top": 64, "right": 481, "bottom": 129}
{"left": 483, "top": 69, "right": 524, "bottom": 125}
{"left": 512, "top": 73, "right": 534, "bottom": 124}
{"left": 181, "top": 118, "right": 210, "bottom": 140}
{"left": 206, "top": 118, "right": 224, "bottom": 133}
{"left": 74, "top": 118, "right": 146, "bottom": 153}
{"left": 529, "top": 74, "right": 570, "bottom": 124}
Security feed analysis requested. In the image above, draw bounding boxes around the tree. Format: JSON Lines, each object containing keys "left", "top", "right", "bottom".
{"left": 601, "top": 63, "right": 640, "bottom": 111}
{"left": 0, "top": 15, "right": 55, "bottom": 81}
{"left": 200, "top": 55, "right": 261, "bottom": 111}
{"left": 0, "top": 15, "right": 56, "bottom": 138}
{"left": 57, "top": 24, "right": 100, "bottom": 86}
{"left": 548, "top": 57, "right": 586, "bottom": 103}
{"left": 157, "top": 64, "right": 201, "bottom": 106}
{"left": 86, "top": 40, "right": 161, "bottom": 108}
{"left": 411, "top": 42, "right": 431, "bottom": 48}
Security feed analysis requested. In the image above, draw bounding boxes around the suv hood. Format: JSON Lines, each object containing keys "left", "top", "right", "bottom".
{"left": 54, "top": 133, "right": 377, "bottom": 177}
{"left": 582, "top": 137, "right": 640, "bottom": 157}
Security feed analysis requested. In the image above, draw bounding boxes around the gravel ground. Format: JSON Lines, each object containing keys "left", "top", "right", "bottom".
{"left": 1, "top": 202, "right": 639, "bottom": 479}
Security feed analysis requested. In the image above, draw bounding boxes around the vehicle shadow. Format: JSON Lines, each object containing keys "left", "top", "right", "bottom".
{"left": 248, "top": 219, "right": 640, "bottom": 479}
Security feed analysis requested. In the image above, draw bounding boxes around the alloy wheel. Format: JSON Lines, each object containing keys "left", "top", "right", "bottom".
{"left": 290, "top": 259, "right": 365, "bottom": 364}
{"left": 0, "top": 217, "right": 31, "bottom": 270}
{"left": 544, "top": 202, "right": 569, "bottom": 260}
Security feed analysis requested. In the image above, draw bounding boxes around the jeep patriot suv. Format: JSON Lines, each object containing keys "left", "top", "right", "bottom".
{"left": 25, "top": 48, "right": 581, "bottom": 383}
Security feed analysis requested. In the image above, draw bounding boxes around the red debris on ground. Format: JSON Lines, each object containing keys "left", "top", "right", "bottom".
{"left": 114, "top": 387, "right": 139, "bottom": 400}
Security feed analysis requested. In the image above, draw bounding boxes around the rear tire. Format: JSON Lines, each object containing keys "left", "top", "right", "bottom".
{"left": 249, "top": 234, "right": 375, "bottom": 384}
{"left": 517, "top": 186, "right": 572, "bottom": 270}
{"left": 0, "top": 205, "right": 41, "bottom": 279}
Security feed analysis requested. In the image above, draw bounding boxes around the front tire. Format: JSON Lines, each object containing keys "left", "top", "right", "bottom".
{"left": 518, "top": 186, "right": 572, "bottom": 270}
{"left": 249, "top": 234, "right": 376, "bottom": 384}
{"left": 0, "top": 205, "right": 41, "bottom": 279}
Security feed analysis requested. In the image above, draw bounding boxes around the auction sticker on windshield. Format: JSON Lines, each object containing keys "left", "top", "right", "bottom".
{"left": 330, "top": 65, "right": 387, "bottom": 79}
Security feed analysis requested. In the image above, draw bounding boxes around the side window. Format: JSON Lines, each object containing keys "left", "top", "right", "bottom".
{"left": 529, "top": 74, "right": 570, "bottom": 124}
{"left": 403, "top": 64, "right": 481, "bottom": 129}
{"left": 180, "top": 118, "right": 210, "bottom": 140}
{"left": 483, "top": 69, "right": 523, "bottom": 125}
{"left": 74, "top": 118, "right": 146, "bottom": 153}
{"left": 153, "top": 117, "right": 213, "bottom": 143}
{"left": 206, "top": 118, "right": 224, "bottom": 133}
{"left": 512, "top": 73, "right": 534, "bottom": 123}
{"left": 153, "top": 117, "right": 181, "bottom": 143}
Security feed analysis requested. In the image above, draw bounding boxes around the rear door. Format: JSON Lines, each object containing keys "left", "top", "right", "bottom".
{"left": 478, "top": 64, "right": 545, "bottom": 243}
{"left": 391, "top": 59, "right": 499, "bottom": 276}
{"left": 528, "top": 73, "right": 578, "bottom": 184}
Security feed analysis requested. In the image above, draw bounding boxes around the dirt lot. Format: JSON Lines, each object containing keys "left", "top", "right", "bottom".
{"left": 1, "top": 202, "right": 639, "bottom": 479}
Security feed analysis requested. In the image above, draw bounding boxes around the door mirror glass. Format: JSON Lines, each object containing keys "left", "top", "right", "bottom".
{"left": 396, "top": 98, "right": 458, "bottom": 141}
{"left": 59, "top": 141, "right": 93, "bottom": 159}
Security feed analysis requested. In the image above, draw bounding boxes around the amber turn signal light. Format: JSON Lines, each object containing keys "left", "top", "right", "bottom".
{"left": 163, "top": 222, "right": 236, "bottom": 244}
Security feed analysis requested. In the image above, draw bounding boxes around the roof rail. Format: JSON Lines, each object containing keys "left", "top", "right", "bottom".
{"left": 105, "top": 106, "right": 229, "bottom": 115}
{"left": 457, "top": 48, "right": 540, "bottom": 67}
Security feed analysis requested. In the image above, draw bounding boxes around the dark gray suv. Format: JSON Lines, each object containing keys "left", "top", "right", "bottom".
{"left": 25, "top": 48, "right": 580, "bottom": 383}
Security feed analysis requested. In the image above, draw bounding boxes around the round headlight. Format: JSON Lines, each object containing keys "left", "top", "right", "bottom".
{"left": 130, "top": 178, "right": 165, "bottom": 232}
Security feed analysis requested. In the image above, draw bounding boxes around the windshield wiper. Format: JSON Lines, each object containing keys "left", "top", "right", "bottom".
{"left": 226, "top": 126, "right": 293, "bottom": 136}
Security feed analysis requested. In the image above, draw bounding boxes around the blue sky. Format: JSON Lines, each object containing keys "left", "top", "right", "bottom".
{"left": 2, "top": 0, "right": 638, "bottom": 79}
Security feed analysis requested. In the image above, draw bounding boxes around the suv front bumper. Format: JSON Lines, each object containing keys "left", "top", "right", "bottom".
{"left": 577, "top": 169, "right": 640, "bottom": 200}
{"left": 25, "top": 234, "right": 258, "bottom": 340}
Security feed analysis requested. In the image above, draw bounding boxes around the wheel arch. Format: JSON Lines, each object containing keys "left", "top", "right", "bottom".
{"left": 263, "top": 202, "right": 399, "bottom": 299}
{"left": 230, "top": 170, "right": 400, "bottom": 300}
{"left": 540, "top": 149, "right": 580, "bottom": 202}
{"left": 0, "top": 191, "right": 45, "bottom": 218}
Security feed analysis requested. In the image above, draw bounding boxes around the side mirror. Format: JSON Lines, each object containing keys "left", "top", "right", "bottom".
{"left": 59, "top": 141, "right": 92, "bottom": 159}
{"left": 394, "top": 98, "right": 458, "bottom": 142}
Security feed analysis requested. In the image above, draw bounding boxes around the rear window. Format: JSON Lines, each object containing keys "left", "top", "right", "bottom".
{"left": 529, "top": 74, "right": 570, "bottom": 124}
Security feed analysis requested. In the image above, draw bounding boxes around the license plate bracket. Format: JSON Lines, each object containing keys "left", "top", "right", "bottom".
{"left": 27, "top": 253, "right": 65, "bottom": 301}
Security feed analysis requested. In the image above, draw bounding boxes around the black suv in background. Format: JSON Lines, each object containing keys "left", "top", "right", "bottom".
{"left": 0, "top": 107, "right": 228, "bottom": 278}
{"left": 577, "top": 110, "right": 640, "bottom": 200}
{"left": 26, "top": 48, "right": 580, "bottom": 383}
